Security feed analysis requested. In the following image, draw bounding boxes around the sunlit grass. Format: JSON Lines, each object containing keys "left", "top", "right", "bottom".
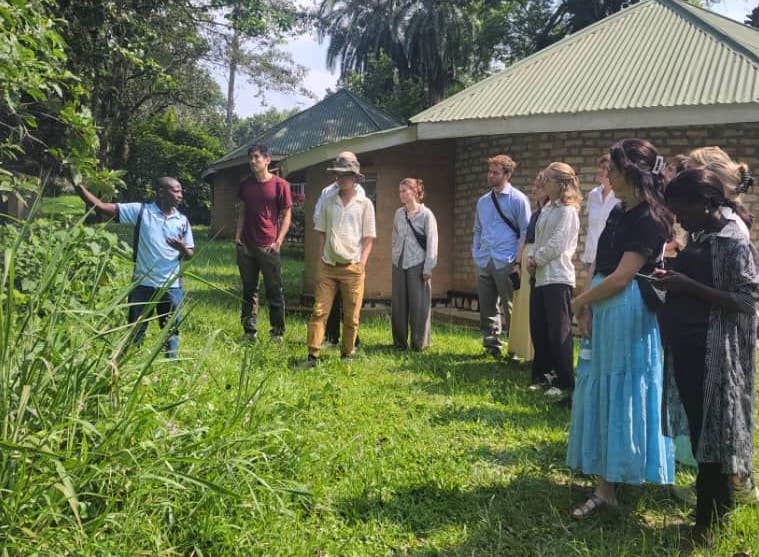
{"left": 3, "top": 200, "right": 757, "bottom": 555}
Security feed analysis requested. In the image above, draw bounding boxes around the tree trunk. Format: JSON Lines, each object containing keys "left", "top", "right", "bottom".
{"left": 226, "top": 28, "right": 240, "bottom": 149}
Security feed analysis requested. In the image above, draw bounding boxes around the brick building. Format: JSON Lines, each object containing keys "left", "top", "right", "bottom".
{"left": 282, "top": 0, "right": 759, "bottom": 300}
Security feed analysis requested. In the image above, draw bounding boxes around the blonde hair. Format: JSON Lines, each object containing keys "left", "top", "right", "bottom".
{"left": 687, "top": 146, "right": 751, "bottom": 201}
{"left": 400, "top": 177, "right": 425, "bottom": 202}
{"left": 487, "top": 154, "right": 517, "bottom": 174}
{"left": 543, "top": 162, "right": 582, "bottom": 210}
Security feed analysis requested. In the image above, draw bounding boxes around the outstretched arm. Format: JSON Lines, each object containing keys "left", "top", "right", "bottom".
{"left": 74, "top": 183, "right": 117, "bottom": 218}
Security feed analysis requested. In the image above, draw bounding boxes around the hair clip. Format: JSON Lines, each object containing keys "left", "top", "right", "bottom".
{"left": 651, "top": 155, "right": 665, "bottom": 175}
{"left": 739, "top": 168, "right": 754, "bottom": 194}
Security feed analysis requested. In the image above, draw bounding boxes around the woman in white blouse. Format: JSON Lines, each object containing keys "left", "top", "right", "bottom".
{"left": 526, "top": 163, "right": 582, "bottom": 399}
{"left": 391, "top": 178, "right": 439, "bottom": 350}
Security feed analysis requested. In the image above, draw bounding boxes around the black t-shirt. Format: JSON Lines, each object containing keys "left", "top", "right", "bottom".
{"left": 594, "top": 202, "right": 666, "bottom": 276}
{"left": 525, "top": 208, "right": 541, "bottom": 244}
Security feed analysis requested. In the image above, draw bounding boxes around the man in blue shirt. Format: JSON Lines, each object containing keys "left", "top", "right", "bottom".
{"left": 75, "top": 177, "right": 194, "bottom": 358}
{"left": 472, "top": 154, "right": 531, "bottom": 358}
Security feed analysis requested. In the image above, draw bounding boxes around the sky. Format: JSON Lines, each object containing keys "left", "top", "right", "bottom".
{"left": 219, "top": 0, "right": 757, "bottom": 119}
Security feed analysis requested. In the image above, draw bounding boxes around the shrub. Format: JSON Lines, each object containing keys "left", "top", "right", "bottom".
{"left": 123, "top": 112, "right": 224, "bottom": 225}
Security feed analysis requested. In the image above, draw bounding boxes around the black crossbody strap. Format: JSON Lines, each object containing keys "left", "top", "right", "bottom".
{"left": 132, "top": 203, "right": 145, "bottom": 263}
{"left": 404, "top": 210, "right": 427, "bottom": 251}
{"left": 490, "top": 190, "right": 519, "bottom": 237}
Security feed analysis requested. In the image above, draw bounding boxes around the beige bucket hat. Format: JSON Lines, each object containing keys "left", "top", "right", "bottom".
{"left": 326, "top": 151, "right": 364, "bottom": 181}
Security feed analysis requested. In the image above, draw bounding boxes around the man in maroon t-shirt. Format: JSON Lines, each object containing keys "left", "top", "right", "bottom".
{"left": 234, "top": 144, "right": 292, "bottom": 342}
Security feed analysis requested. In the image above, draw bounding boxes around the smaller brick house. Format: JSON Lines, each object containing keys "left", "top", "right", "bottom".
{"left": 282, "top": 0, "right": 759, "bottom": 300}
{"left": 202, "top": 89, "right": 402, "bottom": 238}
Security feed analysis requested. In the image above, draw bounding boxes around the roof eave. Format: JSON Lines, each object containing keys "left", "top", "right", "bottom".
{"left": 416, "top": 103, "right": 759, "bottom": 140}
{"left": 281, "top": 126, "right": 417, "bottom": 176}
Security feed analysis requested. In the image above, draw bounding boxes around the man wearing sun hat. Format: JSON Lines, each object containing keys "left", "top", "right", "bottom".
{"left": 301, "top": 151, "right": 376, "bottom": 367}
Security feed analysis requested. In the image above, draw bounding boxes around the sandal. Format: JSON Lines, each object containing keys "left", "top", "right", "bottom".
{"left": 571, "top": 493, "right": 616, "bottom": 519}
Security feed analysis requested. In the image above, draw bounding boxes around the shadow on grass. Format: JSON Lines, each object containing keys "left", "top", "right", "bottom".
{"left": 336, "top": 474, "right": 687, "bottom": 556}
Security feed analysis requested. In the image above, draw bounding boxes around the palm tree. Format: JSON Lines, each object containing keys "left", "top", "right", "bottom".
{"left": 396, "top": 0, "right": 478, "bottom": 103}
{"left": 316, "top": 0, "right": 478, "bottom": 104}
{"left": 316, "top": 0, "right": 408, "bottom": 78}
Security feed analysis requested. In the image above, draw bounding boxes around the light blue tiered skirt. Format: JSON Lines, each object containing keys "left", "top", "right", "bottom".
{"left": 566, "top": 276, "right": 674, "bottom": 485}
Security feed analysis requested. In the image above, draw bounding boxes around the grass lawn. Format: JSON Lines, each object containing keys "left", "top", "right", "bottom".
{"left": 165, "top": 227, "right": 757, "bottom": 556}
{"left": 10, "top": 197, "right": 758, "bottom": 555}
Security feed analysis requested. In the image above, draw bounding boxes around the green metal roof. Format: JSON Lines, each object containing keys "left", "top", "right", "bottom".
{"left": 205, "top": 89, "right": 403, "bottom": 176}
{"left": 411, "top": 0, "right": 759, "bottom": 124}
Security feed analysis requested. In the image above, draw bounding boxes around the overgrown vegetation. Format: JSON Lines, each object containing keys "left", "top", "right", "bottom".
{"left": 0, "top": 200, "right": 756, "bottom": 554}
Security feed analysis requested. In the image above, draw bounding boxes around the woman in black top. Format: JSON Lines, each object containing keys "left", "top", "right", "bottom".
{"left": 657, "top": 169, "right": 758, "bottom": 545}
{"left": 566, "top": 139, "right": 675, "bottom": 518}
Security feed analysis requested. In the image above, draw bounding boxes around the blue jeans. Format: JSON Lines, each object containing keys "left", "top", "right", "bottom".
{"left": 128, "top": 285, "right": 183, "bottom": 358}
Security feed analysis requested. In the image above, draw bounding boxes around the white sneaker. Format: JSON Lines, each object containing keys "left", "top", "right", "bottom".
{"left": 544, "top": 387, "right": 564, "bottom": 398}
{"left": 528, "top": 384, "right": 545, "bottom": 392}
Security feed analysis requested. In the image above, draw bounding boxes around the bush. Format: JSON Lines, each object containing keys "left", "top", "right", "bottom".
{"left": 123, "top": 112, "right": 224, "bottom": 225}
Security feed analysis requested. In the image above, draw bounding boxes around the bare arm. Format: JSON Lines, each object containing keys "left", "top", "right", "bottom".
{"left": 74, "top": 184, "right": 117, "bottom": 218}
{"left": 234, "top": 202, "right": 245, "bottom": 245}
{"left": 166, "top": 238, "right": 194, "bottom": 259}
{"left": 318, "top": 231, "right": 325, "bottom": 259}
{"left": 273, "top": 207, "right": 291, "bottom": 252}
{"left": 360, "top": 237, "right": 374, "bottom": 269}
{"left": 573, "top": 251, "right": 647, "bottom": 310}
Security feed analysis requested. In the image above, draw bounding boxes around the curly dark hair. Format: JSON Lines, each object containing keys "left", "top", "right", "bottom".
{"left": 609, "top": 138, "right": 673, "bottom": 240}
{"left": 665, "top": 168, "right": 752, "bottom": 230}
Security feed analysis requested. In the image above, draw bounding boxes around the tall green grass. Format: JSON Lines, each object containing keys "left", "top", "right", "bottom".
{"left": 0, "top": 198, "right": 307, "bottom": 554}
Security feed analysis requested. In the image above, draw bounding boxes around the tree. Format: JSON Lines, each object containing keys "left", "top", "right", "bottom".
{"left": 231, "top": 107, "right": 299, "bottom": 147}
{"left": 50, "top": 0, "right": 223, "bottom": 169}
{"left": 0, "top": 0, "right": 121, "bottom": 201}
{"left": 124, "top": 111, "right": 224, "bottom": 223}
{"left": 317, "top": 0, "right": 482, "bottom": 105}
{"left": 343, "top": 51, "right": 426, "bottom": 120}
{"left": 199, "top": 0, "right": 311, "bottom": 147}
{"left": 747, "top": 4, "right": 759, "bottom": 28}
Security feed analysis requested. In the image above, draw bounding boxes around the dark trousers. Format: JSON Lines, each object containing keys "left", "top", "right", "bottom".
{"left": 529, "top": 283, "right": 574, "bottom": 389}
{"left": 391, "top": 263, "right": 431, "bottom": 350}
{"left": 671, "top": 339, "right": 734, "bottom": 527}
{"left": 325, "top": 288, "right": 360, "bottom": 347}
{"left": 128, "top": 285, "right": 183, "bottom": 358}
{"left": 236, "top": 244, "right": 285, "bottom": 335}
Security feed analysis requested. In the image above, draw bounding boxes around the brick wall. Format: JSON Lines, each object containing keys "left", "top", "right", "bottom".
{"left": 450, "top": 122, "right": 759, "bottom": 292}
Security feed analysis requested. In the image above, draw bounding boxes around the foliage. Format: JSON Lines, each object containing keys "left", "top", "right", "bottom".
{"left": 0, "top": 0, "right": 122, "bottom": 203}
{"left": 287, "top": 190, "right": 305, "bottom": 244}
{"left": 199, "top": 0, "right": 311, "bottom": 146}
{"left": 48, "top": 0, "right": 223, "bottom": 169}
{"left": 0, "top": 217, "right": 307, "bottom": 553}
{"left": 123, "top": 112, "right": 225, "bottom": 224}
{"left": 747, "top": 4, "right": 759, "bottom": 28}
{"left": 343, "top": 51, "right": 426, "bottom": 120}
{"left": 317, "top": 0, "right": 482, "bottom": 104}
{"left": 0, "top": 217, "right": 129, "bottom": 306}
{"left": 232, "top": 107, "right": 300, "bottom": 147}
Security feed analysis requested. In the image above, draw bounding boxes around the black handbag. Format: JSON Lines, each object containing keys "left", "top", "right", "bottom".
{"left": 404, "top": 210, "right": 427, "bottom": 251}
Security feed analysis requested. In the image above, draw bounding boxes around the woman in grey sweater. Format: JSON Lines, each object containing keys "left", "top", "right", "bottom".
{"left": 391, "top": 178, "right": 438, "bottom": 350}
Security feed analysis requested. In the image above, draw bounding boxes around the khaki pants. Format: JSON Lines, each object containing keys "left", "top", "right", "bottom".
{"left": 307, "top": 260, "right": 365, "bottom": 357}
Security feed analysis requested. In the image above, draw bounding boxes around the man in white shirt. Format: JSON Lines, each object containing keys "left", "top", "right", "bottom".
{"left": 313, "top": 169, "right": 366, "bottom": 347}
{"left": 580, "top": 154, "right": 617, "bottom": 269}
{"left": 301, "top": 152, "right": 376, "bottom": 367}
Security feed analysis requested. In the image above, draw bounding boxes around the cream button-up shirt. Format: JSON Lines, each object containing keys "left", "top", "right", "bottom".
{"left": 529, "top": 200, "right": 579, "bottom": 288}
{"left": 314, "top": 187, "right": 376, "bottom": 264}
